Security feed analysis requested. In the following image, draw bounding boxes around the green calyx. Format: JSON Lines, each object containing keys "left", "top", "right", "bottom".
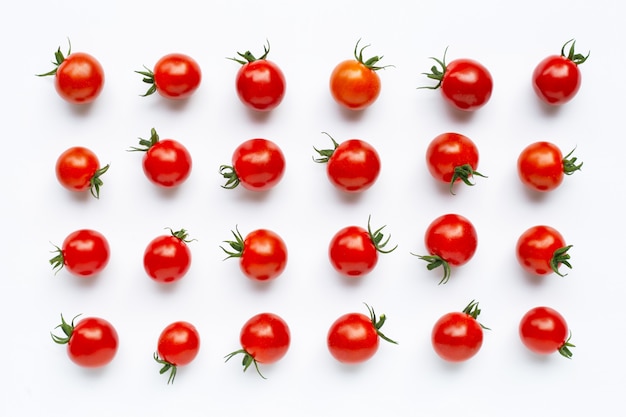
{"left": 312, "top": 132, "right": 339, "bottom": 163}
{"left": 36, "top": 39, "right": 71, "bottom": 77}
{"left": 135, "top": 66, "right": 157, "bottom": 97}
{"left": 353, "top": 39, "right": 390, "bottom": 71}
{"left": 551, "top": 245, "right": 573, "bottom": 277}
{"left": 561, "top": 39, "right": 589, "bottom": 65}
{"left": 559, "top": 332, "right": 576, "bottom": 359}
{"left": 129, "top": 128, "right": 160, "bottom": 152}
{"left": 365, "top": 303, "right": 398, "bottom": 345}
{"left": 219, "top": 165, "right": 240, "bottom": 189}
{"left": 154, "top": 353, "right": 178, "bottom": 384}
{"left": 224, "top": 349, "right": 266, "bottom": 379}
{"left": 562, "top": 147, "right": 583, "bottom": 175}
{"left": 367, "top": 215, "right": 397, "bottom": 254}
{"left": 229, "top": 40, "right": 271, "bottom": 65}
{"left": 50, "top": 313, "right": 81, "bottom": 345}
{"left": 449, "top": 164, "right": 487, "bottom": 195}
{"left": 462, "top": 300, "right": 490, "bottom": 330}
{"left": 413, "top": 253, "right": 451, "bottom": 285}
{"left": 49, "top": 244, "right": 65, "bottom": 274}
{"left": 167, "top": 227, "right": 194, "bottom": 243}
{"left": 89, "top": 164, "right": 110, "bottom": 199}
{"left": 419, "top": 46, "right": 449, "bottom": 90}
{"left": 220, "top": 226, "right": 244, "bottom": 259}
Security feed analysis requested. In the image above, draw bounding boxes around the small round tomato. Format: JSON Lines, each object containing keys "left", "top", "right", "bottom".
{"left": 432, "top": 300, "right": 487, "bottom": 362}
{"left": 154, "top": 321, "right": 201, "bottom": 384}
{"left": 313, "top": 132, "right": 381, "bottom": 193}
{"left": 220, "top": 138, "right": 285, "bottom": 191}
{"left": 517, "top": 141, "right": 582, "bottom": 192}
{"left": 144, "top": 228, "right": 193, "bottom": 284}
{"left": 225, "top": 312, "right": 291, "bottom": 378}
{"left": 516, "top": 225, "right": 572, "bottom": 276}
{"left": 51, "top": 314, "right": 118, "bottom": 368}
{"left": 221, "top": 227, "right": 287, "bottom": 281}
{"left": 328, "top": 216, "right": 397, "bottom": 277}
{"left": 421, "top": 48, "right": 493, "bottom": 111}
{"left": 519, "top": 306, "right": 575, "bottom": 358}
{"left": 425, "top": 132, "right": 486, "bottom": 194}
{"left": 330, "top": 40, "right": 389, "bottom": 110}
{"left": 37, "top": 40, "right": 105, "bottom": 104}
{"left": 55, "top": 146, "right": 109, "bottom": 199}
{"left": 50, "top": 229, "right": 110, "bottom": 277}
{"left": 532, "top": 40, "right": 589, "bottom": 105}
{"left": 230, "top": 41, "right": 286, "bottom": 111}
{"left": 327, "top": 304, "right": 397, "bottom": 364}
{"left": 130, "top": 128, "right": 192, "bottom": 188}
{"left": 136, "top": 53, "right": 201, "bottom": 100}
{"left": 414, "top": 213, "right": 478, "bottom": 284}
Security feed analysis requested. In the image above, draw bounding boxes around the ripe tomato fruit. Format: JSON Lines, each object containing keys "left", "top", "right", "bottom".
{"left": 313, "top": 132, "right": 381, "bottom": 193}
{"left": 144, "top": 228, "right": 194, "bottom": 284}
{"left": 425, "top": 132, "right": 486, "bottom": 194}
{"left": 519, "top": 306, "right": 575, "bottom": 358}
{"left": 532, "top": 39, "right": 589, "bottom": 105}
{"left": 431, "top": 300, "right": 488, "bottom": 362}
{"left": 516, "top": 225, "right": 572, "bottom": 276}
{"left": 328, "top": 216, "right": 397, "bottom": 277}
{"left": 414, "top": 213, "right": 478, "bottom": 284}
{"left": 225, "top": 312, "right": 291, "bottom": 378}
{"left": 229, "top": 41, "right": 286, "bottom": 111}
{"left": 221, "top": 227, "right": 288, "bottom": 281}
{"left": 330, "top": 40, "right": 390, "bottom": 110}
{"left": 517, "top": 141, "right": 582, "bottom": 192}
{"left": 154, "top": 321, "right": 201, "bottom": 384}
{"left": 136, "top": 53, "right": 201, "bottom": 100}
{"left": 55, "top": 146, "right": 109, "bottom": 199}
{"left": 37, "top": 40, "right": 104, "bottom": 104}
{"left": 130, "top": 128, "right": 192, "bottom": 188}
{"left": 51, "top": 314, "right": 118, "bottom": 368}
{"left": 50, "top": 229, "right": 110, "bottom": 277}
{"left": 421, "top": 47, "right": 493, "bottom": 111}
{"left": 220, "top": 138, "right": 285, "bottom": 191}
{"left": 327, "top": 303, "right": 397, "bottom": 364}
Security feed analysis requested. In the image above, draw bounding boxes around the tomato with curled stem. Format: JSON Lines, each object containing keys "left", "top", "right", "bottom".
{"left": 313, "top": 132, "right": 381, "bottom": 193}
{"left": 220, "top": 138, "right": 285, "bottom": 191}
{"left": 516, "top": 225, "right": 572, "bottom": 276}
{"left": 517, "top": 141, "right": 582, "bottom": 192}
{"left": 144, "top": 228, "right": 194, "bottom": 284}
{"left": 431, "top": 300, "right": 488, "bottom": 362}
{"left": 154, "top": 321, "right": 201, "bottom": 384}
{"left": 50, "top": 229, "right": 110, "bottom": 277}
{"left": 55, "top": 146, "right": 109, "bottom": 199}
{"left": 136, "top": 53, "right": 201, "bottom": 100}
{"left": 519, "top": 306, "right": 575, "bottom": 358}
{"left": 532, "top": 39, "right": 589, "bottom": 105}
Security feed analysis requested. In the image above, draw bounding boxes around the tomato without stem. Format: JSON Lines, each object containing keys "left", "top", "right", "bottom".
{"left": 432, "top": 300, "right": 487, "bottom": 362}
{"left": 516, "top": 225, "right": 572, "bottom": 276}
{"left": 154, "top": 321, "right": 201, "bottom": 384}
{"left": 220, "top": 138, "right": 285, "bottom": 191}
{"left": 55, "top": 146, "right": 109, "bottom": 199}
{"left": 517, "top": 141, "right": 582, "bottom": 192}
{"left": 144, "top": 228, "right": 193, "bottom": 284}
{"left": 50, "top": 229, "right": 110, "bottom": 277}
{"left": 136, "top": 53, "right": 202, "bottom": 100}
{"left": 519, "top": 306, "right": 575, "bottom": 358}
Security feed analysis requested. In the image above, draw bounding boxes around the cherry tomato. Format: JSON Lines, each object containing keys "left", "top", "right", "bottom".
{"left": 55, "top": 146, "right": 109, "bottom": 199}
{"left": 221, "top": 227, "right": 288, "bottom": 281}
{"left": 136, "top": 53, "right": 201, "bottom": 100}
{"left": 431, "top": 300, "right": 487, "bottom": 362}
{"left": 51, "top": 314, "right": 118, "bottom": 368}
{"left": 50, "top": 229, "right": 110, "bottom": 277}
{"left": 517, "top": 141, "right": 582, "bottom": 192}
{"left": 143, "top": 228, "right": 193, "bottom": 284}
{"left": 516, "top": 225, "right": 572, "bottom": 276}
{"left": 154, "top": 321, "right": 201, "bottom": 384}
{"left": 414, "top": 213, "right": 478, "bottom": 284}
{"left": 313, "top": 132, "right": 381, "bottom": 193}
{"left": 327, "top": 304, "right": 397, "bottom": 364}
{"left": 229, "top": 41, "right": 286, "bottom": 111}
{"left": 421, "top": 47, "right": 493, "bottom": 111}
{"left": 328, "top": 216, "right": 397, "bottom": 277}
{"left": 37, "top": 40, "right": 104, "bottom": 104}
{"left": 532, "top": 39, "right": 589, "bottom": 105}
{"left": 519, "top": 306, "right": 575, "bottom": 358}
{"left": 220, "top": 138, "right": 285, "bottom": 191}
{"left": 225, "top": 312, "right": 291, "bottom": 378}
{"left": 425, "top": 132, "right": 486, "bottom": 194}
{"left": 130, "top": 128, "right": 192, "bottom": 188}
{"left": 330, "top": 40, "right": 390, "bottom": 110}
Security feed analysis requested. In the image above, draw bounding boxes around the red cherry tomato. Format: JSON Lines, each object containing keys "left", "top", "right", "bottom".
{"left": 421, "top": 48, "right": 493, "bottom": 111}
{"left": 532, "top": 40, "right": 589, "bottom": 105}
{"left": 220, "top": 138, "right": 286, "bottom": 191}
{"left": 154, "top": 321, "right": 201, "bottom": 384}
{"left": 313, "top": 132, "right": 381, "bottom": 193}
{"left": 130, "top": 128, "right": 192, "bottom": 188}
{"left": 225, "top": 312, "right": 291, "bottom": 378}
{"left": 136, "top": 53, "right": 201, "bottom": 100}
{"left": 221, "top": 227, "right": 288, "bottom": 281}
{"left": 330, "top": 40, "right": 389, "bottom": 110}
{"left": 519, "top": 306, "right": 575, "bottom": 358}
{"left": 327, "top": 304, "right": 397, "bottom": 364}
{"left": 55, "top": 146, "right": 109, "bottom": 199}
{"left": 50, "top": 229, "right": 110, "bottom": 277}
{"left": 143, "top": 228, "right": 193, "bottom": 284}
{"left": 425, "top": 132, "right": 486, "bottom": 194}
{"left": 517, "top": 141, "right": 582, "bottom": 192}
{"left": 516, "top": 225, "right": 572, "bottom": 276}
{"left": 431, "top": 300, "right": 486, "bottom": 362}
{"left": 414, "top": 213, "right": 478, "bottom": 284}
{"left": 328, "top": 216, "right": 397, "bottom": 277}
{"left": 51, "top": 314, "right": 118, "bottom": 368}
{"left": 37, "top": 40, "right": 104, "bottom": 104}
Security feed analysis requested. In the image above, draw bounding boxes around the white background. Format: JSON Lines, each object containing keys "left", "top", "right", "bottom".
{"left": 2, "top": 0, "right": 624, "bottom": 415}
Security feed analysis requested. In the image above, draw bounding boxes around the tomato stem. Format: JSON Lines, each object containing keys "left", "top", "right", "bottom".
{"left": 353, "top": 39, "right": 391, "bottom": 71}
{"left": 551, "top": 245, "right": 573, "bottom": 277}
{"left": 49, "top": 244, "right": 65, "bottom": 274}
{"left": 462, "top": 300, "right": 490, "bottom": 330}
{"left": 364, "top": 303, "right": 398, "bottom": 345}
{"left": 224, "top": 349, "right": 267, "bottom": 379}
{"left": 418, "top": 46, "right": 449, "bottom": 90}
{"left": 36, "top": 38, "right": 71, "bottom": 77}
{"left": 562, "top": 147, "right": 583, "bottom": 175}
{"left": 312, "top": 132, "right": 340, "bottom": 163}
{"left": 135, "top": 66, "right": 157, "bottom": 97}
{"left": 220, "top": 226, "right": 245, "bottom": 259}
{"left": 558, "top": 332, "right": 576, "bottom": 359}
{"left": 229, "top": 40, "right": 271, "bottom": 65}
{"left": 154, "top": 352, "right": 178, "bottom": 384}
{"left": 219, "top": 165, "right": 240, "bottom": 189}
{"left": 50, "top": 313, "right": 81, "bottom": 345}
{"left": 89, "top": 164, "right": 109, "bottom": 199}
{"left": 367, "top": 215, "right": 398, "bottom": 254}
{"left": 412, "top": 253, "right": 451, "bottom": 285}
{"left": 128, "top": 128, "right": 160, "bottom": 152}
{"left": 449, "top": 164, "right": 487, "bottom": 195}
{"left": 561, "top": 39, "right": 589, "bottom": 65}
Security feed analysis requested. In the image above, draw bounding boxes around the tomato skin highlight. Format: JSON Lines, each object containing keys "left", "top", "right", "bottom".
{"left": 157, "top": 321, "right": 200, "bottom": 367}
{"left": 329, "top": 226, "right": 378, "bottom": 277}
{"left": 143, "top": 231, "right": 192, "bottom": 284}
{"left": 519, "top": 306, "right": 571, "bottom": 356}
{"left": 327, "top": 312, "right": 380, "bottom": 363}
{"left": 327, "top": 140, "right": 381, "bottom": 193}
{"left": 516, "top": 225, "right": 569, "bottom": 276}
{"left": 432, "top": 311, "right": 483, "bottom": 362}
{"left": 152, "top": 53, "right": 202, "bottom": 100}
{"left": 330, "top": 59, "right": 381, "bottom": 110}
{"left": 54, "top": 52, "right": 105, "bottom": 104}
{"left": 236, "top": 59, "right": 286, "bottom": 111}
